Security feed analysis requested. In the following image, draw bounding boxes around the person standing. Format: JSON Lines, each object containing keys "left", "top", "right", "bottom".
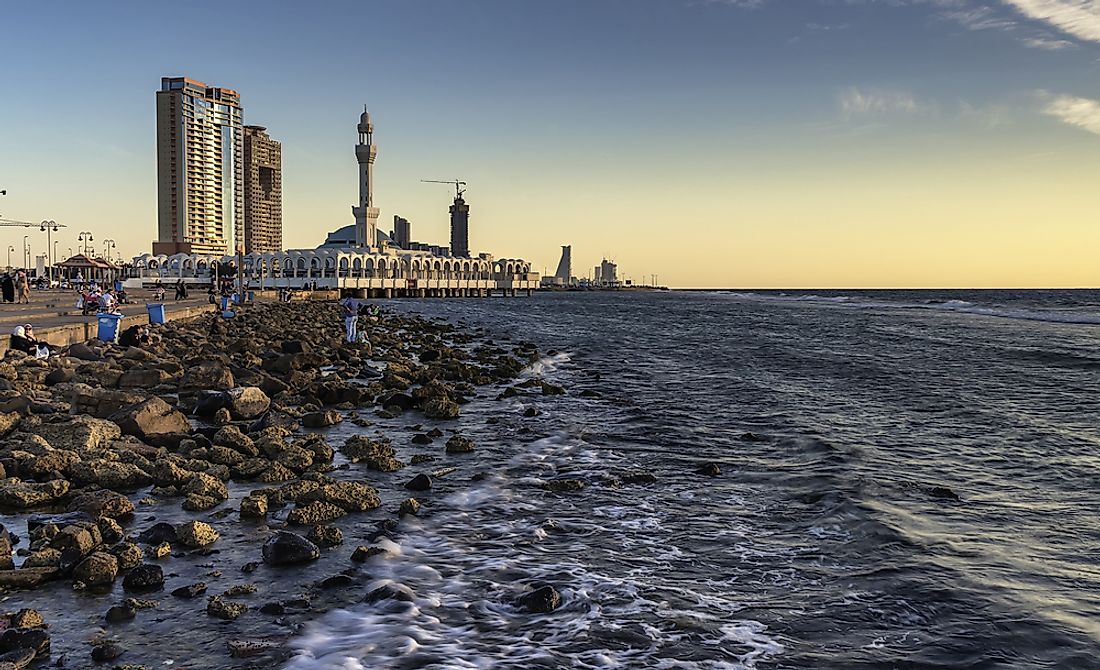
{"left": 14, "top": 271, "right": 29, "bottom": 304}
{"left": 342, "top": 299, "right": 358, "bottom": 343}
{"left": 174, "top": 279, "right": 186, "bottom": 300}
{"left": 0, "top": 273, "right": 13, "bottom": 303}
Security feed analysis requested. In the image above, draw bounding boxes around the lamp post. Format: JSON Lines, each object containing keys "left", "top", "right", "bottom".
{"left": 22, "top": 235, "right": 28, "bottom": 270}
{"left": 40, "top": 220, "right": 57, "bottom": 284}
{"left": 103, "top": 240, "right": 116, "bottom": 282}
{"left": 78, "top": 231, "right": 93, "bottom": 256}
{"left": 6, "top": 246, "right": 13, "bottom": 270}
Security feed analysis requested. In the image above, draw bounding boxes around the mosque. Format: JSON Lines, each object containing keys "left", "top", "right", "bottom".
{"left": 129, "top": 109, "right": 539, "bottom": 298}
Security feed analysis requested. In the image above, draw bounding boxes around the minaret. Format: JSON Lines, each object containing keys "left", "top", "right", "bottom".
{"left": 351, "top": 107, "right": 379, "bottom": 248}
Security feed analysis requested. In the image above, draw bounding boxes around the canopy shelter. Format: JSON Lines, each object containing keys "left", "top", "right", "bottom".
{"left": 56, "top": 254, "right": 120, "bottom": 283}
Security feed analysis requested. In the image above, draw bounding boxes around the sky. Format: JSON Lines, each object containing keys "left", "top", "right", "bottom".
{"left": 1, "top": 0, "right": 1099, "bottom": 288}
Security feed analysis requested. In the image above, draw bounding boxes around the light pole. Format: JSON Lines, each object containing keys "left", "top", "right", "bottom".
{"left": 103, "top": 240, "right": 116, "bottom": 281}
{"left": 22, "top": 235, "right": 28, "bottom": 270}
{"left": 40, "top": 220, "right": 58, "bottom": 284}
{"left": 6, "top": 246, "right": 13, "bottom": 270}
{"left": 78, "top": 231, "right": 93, "bottom": 256}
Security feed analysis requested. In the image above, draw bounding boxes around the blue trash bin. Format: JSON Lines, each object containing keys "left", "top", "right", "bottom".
{"left": 247, "top": 291, "right": 255, "bottom": 303}
{"left": 97, "top": 313, "right": 124, "bottom": 343}
{"left": 220, "top": 295, "right": 230, "bottom": 310}
{"left": 114, "top": 281, "right": 123, "bottom": 292}
{"left": 147, "top": 302, "right": 166, "bottom": 325}
{"left": 231, "top": 292, "right": 240, "bottom": 304}
{"left": 221, "top": 309, "right": 236, "bottom": 319}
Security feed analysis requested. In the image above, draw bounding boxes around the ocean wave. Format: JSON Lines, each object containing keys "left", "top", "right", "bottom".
{"left": 716, "top": 292, "right": 1100, "bottom": 325}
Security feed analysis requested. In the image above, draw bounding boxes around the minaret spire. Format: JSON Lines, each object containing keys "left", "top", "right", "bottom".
{"left": 351, "top": 106, "right": 379, "bottom": 248}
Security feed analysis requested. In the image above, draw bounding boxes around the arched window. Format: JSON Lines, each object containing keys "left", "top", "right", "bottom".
{"left": 352, "top": 258, "right": 362, "bottom": 278}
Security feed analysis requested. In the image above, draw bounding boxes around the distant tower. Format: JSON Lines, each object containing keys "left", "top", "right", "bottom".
{"left": 392, "top": 215, "right": 411, "bottom": 250}
{"left": 554, "top": 246, "right": 572, "bottom": 283}
{"left": 351, "top": 107, "right": 379, "bottom": 248}
{"left": 449, "top": 196, "right": 470, "bottom": 258}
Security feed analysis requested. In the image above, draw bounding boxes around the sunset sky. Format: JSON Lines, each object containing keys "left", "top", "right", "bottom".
{"left": 1, "top": 0, "right": 1099, "bottom": 288}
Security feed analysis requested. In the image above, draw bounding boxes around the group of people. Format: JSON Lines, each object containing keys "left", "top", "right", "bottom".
{"left": 1, "top": 270, "right": 33, "bottom": 304}
{"left": 77, "top": 285, "right": 128, "bottom": 316}
{"left": 341, "top": 299, "right": 381, "bottom": 343}
{"left": 10, "top": 324, "right": 53, "bottom": 359}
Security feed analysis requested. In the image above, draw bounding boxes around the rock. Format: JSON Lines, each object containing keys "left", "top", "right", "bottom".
{"left": 445, "top": 436, "right": 475, "bottom": 454}
{"left": 239, "top": 495, "right": 268, "bottom": 519}
{"left": 207, "top": 596, "right": 247, "bottom": 621}
{"left": 171, "top": 582, "right": 207, "bottom": 599}
{"left": 542, "top": 478, "right": 585, "bottom": 493}
{"left": 104, "top": 604, "right": 136, "bottom": 623}
{"left": 287, "top": 502, "right": 346, "bottom": 525}
{"left": 0, "top": 567, "right": 57, "bottom": 590}
{"left": 226, "top": 387, "right": 270, "bottom": 420}
{"left": 540, "top": 382, "right": 566, "bottom": 396}
{"left": 118, "top": 368, "right": 170, "bottom": 388}
{"left": 109, "top": 543, "right": 144, "bottom": 570}
{"left": 365, "top": 582, "right": 415, "bottom": 603}
{"left": 398, "top": 498, "right": 421, "bottom": 516}
{"left": 179, "top": 361, "right": 235, "bottom": 392}
{"left": 298, "top": 481, "right": 381, "bottom": 513}
{"left": 696, "top": 462, "right": 721, "bottom": 477}
{"left": 320, "top": 574, "right": 354, "bottom": 589}
{"left": 121, "top": 564, "right": 164, "bottom": 592}
{"left": 193, "top": 390, "right": 231, "bottom": 417}
{"left": 258, "top": 602, "right": 285, "bottom": 615}
{"left": 621, "top": 471, "right": 657, "bottom": 485}
{"left": 175, "top": 521, "right": 219, "bottom": 548}
{"left": 90, "top": 642, "right": 125, "bottom": 662}
{"left": 0, "top": 526, "right": 11, "bottom": 571}
{"left": 227, "top": 639, "right": 283, "bottom": 658}
{"left": 213, "top": 425, "right": 254, "bottom": 452}
{"left": 261, "top": 532, "right": 320, "bottom": 566}
{"left": 523, "top": 407, "right": 541, "bottom": 417}
{"left": 45, "top": 368, "right": 74, "bottom": 385}
{"left": 307, "top": 525, "right": 343, "bottom": 548}
{"left": 68, "top": 460, "right": 151, "bottom": 490}
{"left": 98, "top": 517, "right": 125, "bottom": 545}
{"left": 929, "top": 486, "right": 960, "bottom": 501}
{"left": 342, "top": 436, "right": 403, "bottom": 471}
{"left": 108, "top": 397, "right": 191, "bottom": 441}
{"left": 137, "top": 522, "right": 177, "bottom": 545}
{"left": 181, "top": 473, "right": 228, "bottom": 504}
{"left": 404, "top": 474, "right": 432, "bottom": 492}
{"left": 9, "top": 610, "right": 43, "bottom": 629}
{"left": 0, "top": 412, "right": 19, "bottom": 438}
{"left": 50, "top": 522, "right": 100, "bottom": 557}
{"left": 67, "top": 489, "right": 134, "bottom": 520}
{"left": 740, "top": 432, "right": 768, "bottom": 443}
{"left": 73, "top": 551, "right": 119, "bottom": 586}
{"left": 67, "top": 343, "right": 102, "bottom": 361}
{"left": 0, "top": 628, "right": 50, "bottom": 657}
{"left": 0, "top": 478, "right": 69, "bottom": 508}
{"left": 422, "top": 398, "right": 459, "bottom": 420}
{"left": 381, "top": 393, "right": 415, "bottom": 413}
{"left": 213, "top": 407, "right": 232, "bottom": 426}
{"left": 516, "top": 585, "right": 562, "bottom": 613}
{"left": 302, "top": 410, "right": 342, "bottom": 428}
{"left": 151, "top": 543, "right": 171, "bottom": 559}
{"left": 350, "top": 545, "right": 386, "bottom": 563}
{"left": 411, "top": 433, "right": 433, "bottom": 445}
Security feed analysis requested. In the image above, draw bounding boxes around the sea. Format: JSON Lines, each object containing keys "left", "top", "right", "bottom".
{"left": 288, "top": 289, "right": 1100, "bottom": 670}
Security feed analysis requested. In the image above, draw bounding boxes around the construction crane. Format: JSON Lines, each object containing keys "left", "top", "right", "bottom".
{"left": 421, "top": 179, "right": 467, "bottom": 198}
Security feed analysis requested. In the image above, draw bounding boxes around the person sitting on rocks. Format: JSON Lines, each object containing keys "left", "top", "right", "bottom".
{"left": 11, "top": 324, "right": 51, "bottom": 359}
{"left": 119, "top": 324, "right": 154, "bottom": 348}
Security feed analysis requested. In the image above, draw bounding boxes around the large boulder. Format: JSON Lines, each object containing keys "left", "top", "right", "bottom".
{"left": 117, "top": 368, "right": 171, "bottom": 389}
{"left": 226, "top": 387, "right": 270, "bottom": 420}
{"left": 66, "top": 489, "right": 134, "bottom": 520}
{"left": 299, "top": 481, "right": 381, "bottom": 513}
{"left": 179, "top": 361, "right": 235, "bottom": 392}
{"left": 342, "top": 436, "right": 404, "bottom": 471}
{"left": 31, "top": 415, "right": 121, "bottom": 452}
{"left": 73, "top": 552, "right": 119, "bottom": 586}
{"left": 0, "top": 412, "right": 19, "bottom": 438}
{"left": 109, "top": 397, "right": 190, "bottom": 441}
{"left": 423, "top": 398, "right": 460, "bottom": 420}
{"left": 516, "top": 585, "right": 562, "bottom": 613}
{"left": 175, "top": 521, "right": 219, "bottom": 548}
{"left": 302, "top": 410, "right": 342, "bottom": 428}
{"left": 121, "top": 564, "right": 164, "bottom": 592}
{"left": 66, "top": 384, "right": 147, "bottom": 418}
{"left": 0, "top": 479, "right": 69, "bottom": 508}
{"left": 261, "top": 531, "right": 320, "bottom": 566}
{"left": 67, "top": 460, "right": 150, "bottom": 490}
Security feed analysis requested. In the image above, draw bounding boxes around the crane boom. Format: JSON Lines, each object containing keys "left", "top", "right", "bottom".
{"left": 421, "top": 179, "right": 467, "bottom": 198}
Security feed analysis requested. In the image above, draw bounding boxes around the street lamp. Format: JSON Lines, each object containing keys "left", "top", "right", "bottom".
{"left": 22, "top": 235, "right": 28, "bottom": 270}
{"left": 6, "top": 246, "right": 13, "bottom": 270}
{"left": 78, "top": 231, "right": 93, "bottom": 256}
{"left": 40, "top": 220, "right": 58, "bottom": 284}
{"left": 103, "top": 239, "right": 116, "bottom": 258}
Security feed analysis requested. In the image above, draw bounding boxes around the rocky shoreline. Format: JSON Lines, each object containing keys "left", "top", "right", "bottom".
{"left": 0, "top": 300, "right": 560, "bottom": 669}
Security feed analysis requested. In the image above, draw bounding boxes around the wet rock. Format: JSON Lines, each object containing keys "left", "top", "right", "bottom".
{"left": 342, "top": 436, "right": 404, "bottom": 471}
{"left": 0, "top": 567, "right": 57, "bottom": 590}
{"left": 410, "top": 454, "right": 436, "bottom": 465}
{"left": 226, "top": 387, "right": 270, "bottom": 420}
{"left": 297, "top": 481, "right": 381, "bottom": 513}
{"left": 350, "top": 545, "right": 387, "bottom": 563}
{"left": 516, "top": 584, "right": 562, "bottom": 613}
{"left": 621, "top": 471, "right": 657, "bottom": 485}
{"left": 97, "top": 517, "right": 125, "bottom": 545}
{"left": 31, "top": 415, "right": 121, "bottom": 451}
{"left": 181, "top": 473, "right": 228, "bottom": 506}
{"left": 171, "top": 582, "right": 207, "bottom": 599}
{"left": 67, "top": 489, "right": 134, "bottom": 520}
{"left": 411, "top": 433, "right": 433, "bottom": 445}
{"left": 320, "top": 574, "right": 354, "bottom": 589}
{"left": 68, "top": 460, "right": 150, "bottom": 490}
{"left": 258, "top": 602, "right": 285, "bottom": 615}
{"left": 398, "top": 498, "right": 421, "bottom": 517}
{"left": 121, "top": 564, "right": 164, "bottom": 592}
{"left": 51, "top": 522, "right": 100, "bottom": 557}
{"left": 227, "top": 639, "right": 284, "bottom": 658}
{"left": 179, "top": 360, "right": 235, "bottom": 392}
{"left": 0, "top": 628, "right": 50, "bottom": 657}
{"left": 422, "top": 397, "right": 459, "bottom": 420}
{"left": 239, "top": 495, "right": 268, "bottom": 519}
{"left": 213, "top": 407, "right": 232, "bottom": 426}
{"left": 0, "top": 526, "right": 12, "bottom": 571}
{"left": 404, "top": 473, "right": 432, "bottom": 492}
{"left": 381, "top": 392, "right": 415, "bottom": 413}
{"left": 193, "top": 390, "right": 231, "bottom": 417}
{"left": 740, "top": 432, "right": 768, "bottom": 443}
{"left": 213, "top": 425, "right": 255, "bottom": 453}
{"left": 0, "top": 478, "right": 69, "bottom": 508}
{"left": 222, "top": 583, "right": 257, "bottom": 597}
{"left": 104, "top": 604, "right": 136, "bottom": 623}
{"left": 137, "top": 522, "right": 177, "bottom": 545}
{"left": 307, "top": 525, "right": 343, "bottom": 548}
{"left": 696, "top": 462, "right": 721, "bottom": 477}
{"left": 90, "top": 642, "right": 125, "bottom": 662}
{"left": 929, "top": 486, "right": 961, "bottom": 501}
{"left": 445, "top": 436, "right": 475, "bottom": 454}
{"left": 207, "top": 596, "right": 247, "bottom": 620}
{"left": 261, "top": 532, "right": 320, "bottom": 566}
{"left": 151, "top": 543, "right": 171, "bottom": 559}
{"left": 175, "top": 521, "right": 219, "bottom": 548}
{"left": 302, "top": 410, "right": 342, "bottom": 428}
{"left": 73, "top": 551, "right": 119, "bottom": 586}
{"left": 542, "top": 478, "right": 586, "bottom": 493}
{"left": 523, "top": 406, "right": 541, "bottom": 417}
{"left": 287, "top": 502, "right": 346, "bottom": 525}
{"left": 108, "top": 397, "right": 190, "bottom": 441}
{"left": 365, "top": 582, "right": 415, "bottom": 603}
{"left": 9, "top": 610, "right": 43, "bottom": 629}
{"left": 540, "top": 382, "right": 566, "bottom": 396}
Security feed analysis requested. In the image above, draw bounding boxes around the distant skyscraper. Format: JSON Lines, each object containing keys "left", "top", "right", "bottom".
{"left": 243, "top": 125, "right": 282, "bottom": 254}
{"left": 449, "top": 196, "right": 470, "bottom": 258}
{"left": 594, "top": 265, "right": 603, "bottom": 283}
{"left": 155, "top": 77, "right": 243, "bottom": 256}
{"left": 352, "top": 108, "right": 379, "bottom": 248}
{"left": 393, "top": 215, "right": 411, "bottom": 249}
{"left": 554, "top": 245, "right": 572, "bottom": 283}
{"left": 600, "top": 258, "right": 618, "bottom": 285}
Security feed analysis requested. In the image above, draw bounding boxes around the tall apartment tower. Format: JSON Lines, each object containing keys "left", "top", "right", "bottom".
{"left": 449, "top": 196, "right": 470, "bottom": 258}
{"left": 392, "top": 215, "right": 411, "bottom": 249}
{"left": 155, "top": 77, "right": 244, "bottom": 256}
{"left": 243, "top": 125, "right": 282, "bottom": 254}
{"left": 554, "top": 245, "right": 572, "bottom": 283}
{"left": 352, "top": 108, "right": 379, "bottom": 248}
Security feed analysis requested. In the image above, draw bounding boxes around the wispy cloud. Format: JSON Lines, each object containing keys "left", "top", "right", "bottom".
{"left": 999, "top": 0, "right": 1100, "bottom": 43}
{"left": 838, "top": 87, "right": 930, "bottom": 116}
{"left": 1040, "top": 92, "right": 1100, "bottom": 135}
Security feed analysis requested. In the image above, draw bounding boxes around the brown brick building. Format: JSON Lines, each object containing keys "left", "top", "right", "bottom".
{"left": 242, "top": 125, "right": 282, "bottom": 254}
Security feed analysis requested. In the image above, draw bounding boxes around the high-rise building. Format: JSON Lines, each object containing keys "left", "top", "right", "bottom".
{"left": 155, "top": 77, "right": 243, "bottom": 256}
{"left": 600, "top": 258, "right": 618, "bottom": 285}
{"left": 594, "top": 265, "right": 603, "bottom": 283}
{"left": 351, "top": 108, "right": 379, "bottom": 248}
{"left": 392, "top": 215, "right": 411, "bottom": 249}
{"left": 554, "top": 245, "right": 572, "bottom": 283}
{"left": 449, "top": 196, "right": 470, "bottom": 258}
{"left": 243, "top": 125, "right": 282, "bottom": 254}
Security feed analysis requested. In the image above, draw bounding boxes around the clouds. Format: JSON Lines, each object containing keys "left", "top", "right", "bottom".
{"left": 838, "top": 87, "right": 930, "bottom": 116}
{"left": 1040, "top": 93, "right": 1100, "bottom": 134}
{"left": 998, "top": 0, "right": 1100, "bottom": 43}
